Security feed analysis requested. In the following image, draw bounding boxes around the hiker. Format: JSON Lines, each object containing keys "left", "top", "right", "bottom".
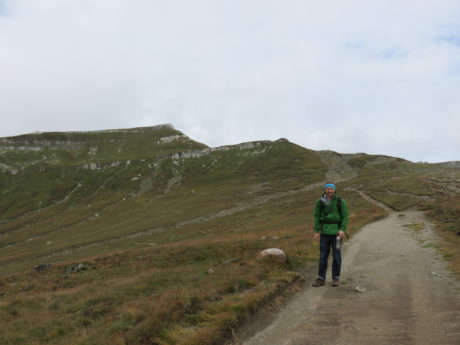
{"left": 312, "top": 183, "right": 348, "bottom": 287}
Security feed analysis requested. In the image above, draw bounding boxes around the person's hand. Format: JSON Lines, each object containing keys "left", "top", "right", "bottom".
{"left": 314, "top": 233, "right": 320, "bottom": 242}
{"left": 337, "top": 231, "right": 345, "bottom": 239}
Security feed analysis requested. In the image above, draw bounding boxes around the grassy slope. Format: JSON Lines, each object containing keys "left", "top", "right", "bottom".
{"left": 419, "top": 196, "right": 460, "bottom": 274}
{"left": 0, "top": 128, "right": 458, "bottom": 345}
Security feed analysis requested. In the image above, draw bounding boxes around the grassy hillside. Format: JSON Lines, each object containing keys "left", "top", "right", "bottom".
{"left": 0, "top": 126, "right": 458, "bottom": 345}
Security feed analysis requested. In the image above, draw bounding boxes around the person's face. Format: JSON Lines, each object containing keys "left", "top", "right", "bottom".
{"left": 325, "top": 187, "right": 335, "bottom": 197}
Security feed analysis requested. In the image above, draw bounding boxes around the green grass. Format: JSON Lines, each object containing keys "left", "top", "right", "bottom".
{"left": 418, "top": 196, "right": 460, "bottom": 274}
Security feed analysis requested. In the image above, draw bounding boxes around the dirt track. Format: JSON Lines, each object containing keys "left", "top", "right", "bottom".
{"left": 238, "top": 211, "right": 460, "bottom": 345}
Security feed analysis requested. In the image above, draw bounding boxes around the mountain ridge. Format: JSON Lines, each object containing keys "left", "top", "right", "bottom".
{"left": 1, "top": 124, "right": 459, "bottom": 166}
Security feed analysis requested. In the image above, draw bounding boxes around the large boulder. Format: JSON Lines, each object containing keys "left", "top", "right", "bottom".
{"left": 260, "top": 248, "right": 286, "bottom": 263}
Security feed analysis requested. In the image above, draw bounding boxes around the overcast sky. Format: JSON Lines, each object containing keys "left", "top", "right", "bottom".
{"left": 1, "top": 1, "right": 459, "bottom": 162}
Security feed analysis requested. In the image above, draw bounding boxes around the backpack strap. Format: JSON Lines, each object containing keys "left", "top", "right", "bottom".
{"left": 336, "top": 196, "right": 349, "bottom": 238}
{"left": 337, "top": 196, "right": 342, "bottom": 220}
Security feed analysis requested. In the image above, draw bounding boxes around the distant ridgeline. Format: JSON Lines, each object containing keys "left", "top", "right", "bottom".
{"left": 0, "top": 125, "right": 290, "bottom": 171}
{"left": 0, "top": 124, "right": 204, "bottom": 166}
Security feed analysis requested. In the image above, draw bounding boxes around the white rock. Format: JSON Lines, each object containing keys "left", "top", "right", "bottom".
{"left": 260, "top": 248, "right": 286, "bottom": 263}
{"left": 355, "top": 285, "right": 367, "bottom": 293}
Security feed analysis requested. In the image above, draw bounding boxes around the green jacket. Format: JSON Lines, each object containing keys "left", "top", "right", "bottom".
{"left": 314, "top": 194, "right": 349, "bottom": 235}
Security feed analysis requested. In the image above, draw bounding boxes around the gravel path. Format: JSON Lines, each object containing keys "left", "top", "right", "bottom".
{"left": 239, "top": 211, "right": 460, "bottom": 345}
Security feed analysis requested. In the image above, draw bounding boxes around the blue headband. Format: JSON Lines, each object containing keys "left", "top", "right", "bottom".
{"left": 324, "top": 183, "right": 336, "bottom": 190}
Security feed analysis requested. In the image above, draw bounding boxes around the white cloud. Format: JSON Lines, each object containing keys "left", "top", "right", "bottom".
{"left": 0, "top": 0, "right": 459, "bottom": 162}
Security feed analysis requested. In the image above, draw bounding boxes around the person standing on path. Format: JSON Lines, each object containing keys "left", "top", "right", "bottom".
{"left": 312, "top": 183, "right": 349, "bottom": 287}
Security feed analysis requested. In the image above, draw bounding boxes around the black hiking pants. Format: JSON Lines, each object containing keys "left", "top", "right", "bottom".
{"left": 318, "top": 234, "right": 341, "bottom": 280}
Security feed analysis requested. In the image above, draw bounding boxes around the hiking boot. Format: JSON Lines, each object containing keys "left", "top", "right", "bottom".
{"left": 332, "top": 278, "right": 340, "bottom": 287}
{"left": 312, "top": 278, "right": 325, "bottom": 287}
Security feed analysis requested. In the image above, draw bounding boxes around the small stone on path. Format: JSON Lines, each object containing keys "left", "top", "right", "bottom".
{"left": 355, "top": 285, "right": 367, "bottom": 293}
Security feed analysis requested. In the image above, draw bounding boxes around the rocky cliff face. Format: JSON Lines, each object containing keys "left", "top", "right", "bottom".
{"left": 0, "top": 124, "right": 207, "bottom": 172}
